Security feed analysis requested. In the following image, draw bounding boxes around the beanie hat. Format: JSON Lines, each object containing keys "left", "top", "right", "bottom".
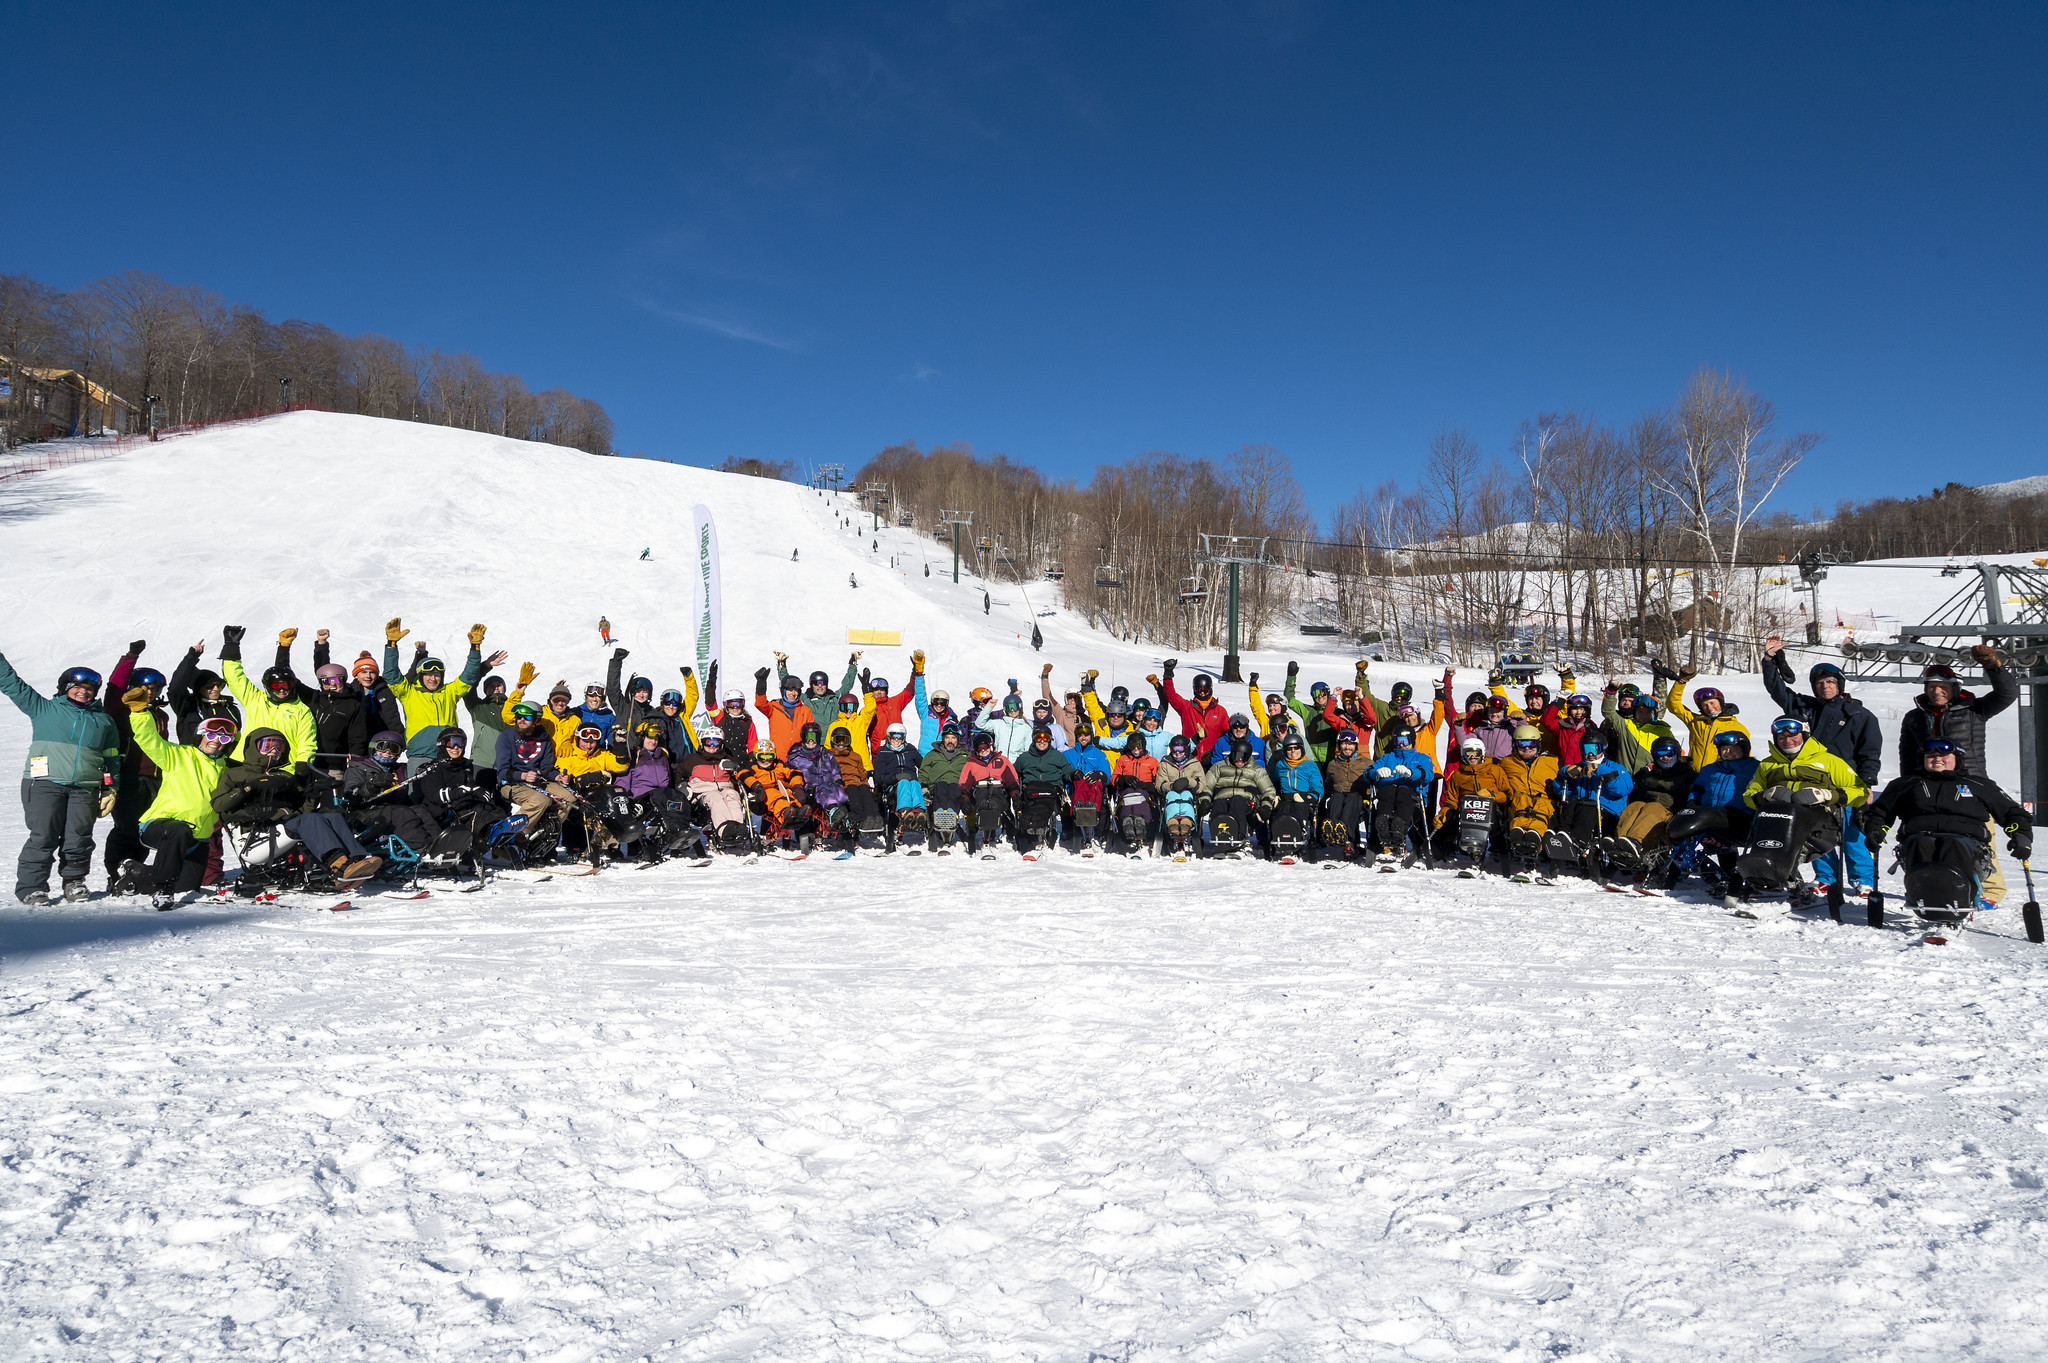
{"left": 351, "top": 651, "right": 378, "bottom": 676}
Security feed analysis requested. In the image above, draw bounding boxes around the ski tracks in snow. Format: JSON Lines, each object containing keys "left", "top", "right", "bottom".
{"left": 2, "top": 862, "right": 2047, "bottom": 1359}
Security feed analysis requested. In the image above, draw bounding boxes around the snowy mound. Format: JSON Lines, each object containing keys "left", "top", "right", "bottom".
{"left": 1980, "top": 472, "right": 2048, "bottom": 499}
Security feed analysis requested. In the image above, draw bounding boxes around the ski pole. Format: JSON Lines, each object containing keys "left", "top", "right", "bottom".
{"left": 2023, "top": 860, "right": 2043, "bottom": 946}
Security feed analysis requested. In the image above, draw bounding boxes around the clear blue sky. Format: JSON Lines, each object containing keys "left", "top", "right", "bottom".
{"left": 5, "top": 2, "right": 2042, "bottom": 517}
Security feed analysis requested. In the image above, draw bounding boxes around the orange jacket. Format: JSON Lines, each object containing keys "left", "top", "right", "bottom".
{"left": 1496, "top": 753, "right": 1560, "bottom": 826}
{"left": 741, "top": 758, "right": 807, "bottom": 823}
{"left": 753, "top": 692, "right": 813, "bottom": 757}
{"left": 1435, "top": 758, "right": 1511, "bottom": 829}
{"left": 1113, "top": 752, "right": 1159, "bottom": 786}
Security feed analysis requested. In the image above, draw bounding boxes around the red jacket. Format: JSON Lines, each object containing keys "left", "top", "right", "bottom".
{"left": 960, "top": 753, "right": 1020, "bottom": 792}
{"left": 1161, "top": 677, "right": 1231, "bottom": 751}
{"left": 1540, "top": 705, "right": 1594, "bottom": 765}
{"left": 868, "top": 685, "right": 915, "bottom": 754}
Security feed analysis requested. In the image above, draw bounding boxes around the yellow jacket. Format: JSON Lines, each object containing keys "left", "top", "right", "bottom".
{"left": 554, "top": 746, "right": 629, "bottom": 781}
{"left": 1661, "top": 680, "right": 1750, "bottom": 771}
{"left": 222, "top": 659, "right": 319, "bottom": 764}
{"left": 129, "top": 711, "right": 227, "bottom": 838}
{"left": 1247, "top": 681, "right": 1303, "bottom": 745}
{"left": 1743, "top": 738, "right": 1866, "bottom": 808}
{"left": 1078, "top": 689, "right": 1140, "bottom": 750}
{"left": 506, "top": 690, "right": 587, "bottom": 752}
{"left": 825, "top": 694, "right": 878, "bottom": 769}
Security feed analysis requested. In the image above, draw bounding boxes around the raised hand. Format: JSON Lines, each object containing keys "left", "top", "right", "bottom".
{"left": 278, "top": 628, "right": 299, "bottom": 647}
{"left": 484, "top": 650, "right": 509, "bottom": 668}
{"left": 468, "top": 624, "right": 488, "bottom": 649}
{"left": 385, "top": 618, "right": 408, "bottom": 643}
{"left": 316, "top": 629, "right": 330, "bottom": 643}
{"left": 516, "top": 661, "right": 537, "bottom": 688}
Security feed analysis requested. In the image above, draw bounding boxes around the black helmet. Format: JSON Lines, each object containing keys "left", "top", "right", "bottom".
{"left": 1229, "top": 739, "right": 1253, "bottom": 764}
{"left": 800, "top": 720, "right": 822, "bottom": 744}
{"left": 972, "top": 730, "right": 994, "bottom": 749}
{"left": 57, "top": 666, "right": 101, "bottom": 692}
{"left": 808, "top": 670, "right": 829, "bottom": 688}
{"left": 131, "top": 667, "right": 167, "bottom": 690}
{"left": 1192, "top": 673, "right": 1213, "bottom": 697}
{"left": 628, "top": 675, "right": 652, "bottom": 697}
{"left": 482, "top": 675, "right": 507, "bottom": 697}
{"left": 261, "top": 666, "right": 296, "bottom": 697}
{"left": 1110, "top": 684, "right": 1130, "bottom": 704}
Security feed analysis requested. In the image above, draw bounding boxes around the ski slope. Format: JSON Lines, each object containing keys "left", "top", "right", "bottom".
{"left": 2, "top": 415, "right": 2047, "bottom": 1360}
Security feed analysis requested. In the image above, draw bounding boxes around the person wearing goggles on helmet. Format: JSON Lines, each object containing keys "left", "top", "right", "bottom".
{"left": 1761, "top": 633, "right": 1886, "bottom": 892}
{"left": 1732, "top": 715, "right": 1871, "bottom": 903}
{"left": 0, "top": 647, "right": 125, "bottom": 905}
{"left": 775, "top": 650, "right": 863, "bottom": 734}
{"left": 1149, "top": 657, "right": 1228, "bottom": 755}
{"left": 981, "top": 690, "right": 1035, "bottom": 762}
{"left": 259, "top": 630, "right": 370, "bottom": 774}
{"left": 1863, "top": 735, "right": 2034, "bottom": 911}
{"left": 1033, "top": 663, "right": 1078, "bottom": 747}
{"left": 1651, "top": 661, "right": 1748, "bottom": 772}
{"left": 859, "top": 651, "right": 918, "bottom": 756}
{"left": 785, "top": 720, "right": 849, "bottom": 820}
{"left": 97, "top": 641, "right": 180, "bottom": 882}
{"left": 1599, "top": 677, "right": 1680, "bottom": 776}
{"left": 371, "top": 617, "right": 500, "bottom": 765}
{"left": 704, "top": 684, "right": 754, "bottom": 757}
{"left": 1495, "top": 724, "right": 1562, "bottom": 878}
{"left": 211, "top": 625, "right": 319, "bottom": 766}
{"left": 822, "top": 687, "right": 880, "bottom": 770}
{"left": 111, "top": 686, "right": 238, "bottom": 908}
{"left": 1598, "top": 735, "right": 1694, "bottom": 885}
{"left": 1203, "top": 711, "right": 1263, "bottom": 768}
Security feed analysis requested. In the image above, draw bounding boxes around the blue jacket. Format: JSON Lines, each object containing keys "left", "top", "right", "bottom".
{"left": 1202, "top": 730, "right": 1264, "bottom": 767}
{"left": 0, "top": 654, "right": 122, "bottom": 788}
{"left": 1552, "top": 758, "right": 1633, "bottom": 816}
{"left": 1066, "top": 741, "right": 1114, "bottom": 781}
{"left": 1686, "top": 757, "right": 1760, "bottom": 811}
{"left": 575, "top": 703, "right": 617, "bottom": 742}
{"left": 1367, "top": 748, "right": 1436, "bottom": 792}
{"left": 1269, "top": 753, "right": 1325, "bottom": 797}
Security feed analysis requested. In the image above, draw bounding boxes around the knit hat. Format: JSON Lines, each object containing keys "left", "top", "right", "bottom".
{"left": 351, "top": 651, "right": 378, "bottom": 677}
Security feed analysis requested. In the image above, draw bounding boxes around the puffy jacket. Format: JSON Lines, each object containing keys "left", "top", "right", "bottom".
{"left": 1201, "top": 728, "right": 1264, "bottom": 768}
{"left": 494, "top": 728, "right": 556, "bottom": 785}
{"left": 788, "top": 743, "right": 846, "bottom": 806}
{"left": 1271, "top": 751, "right": 1326, "bottom": 797}
{"left": 825, "top": 698, "right": 878, "bottom": 768}
{"left": 741, "top": 757, "right": 807, "bottom": 822}
{"left": 1762, "top": 656, "right": 1883, "bottom": 785}
{"left": 381, "top": 642, "right": 485, "bottom": 762}
{"left": 753, "top": 686, "right": 813, "bottom": 758}
{"left": 1206, "top": 759, "right": 1278, "bottom": 812}
{"left": 873, "top": 741, "right": 924, "bottom": 788}
{"left": 507, "top": 693, "right": 587, "bottom": 754}
{"left": 220, "top": 658, "right": 320, "bottom": 767}
{"left": 1435, "top": 758, "right": 1509, "bottom": 829}
{"left": 867, "top": 682, "right": 915, "bottom": 756}
{"left": 1551, "top": 757, "right": 1633, "bottom": 816}
{"left": 1498, "top": 754, "right": 1561, "bottom": 827}
{"left": 128, "top": 711, "right": 227, "bottom": 838}
{"left": 1161, "top": 677, "right": 1231, "bottom": 754}
{"left": 1447, "top": 710, "right": 1513, "bottom": 761}
{"left": 779, "top": 660, "right": 860, "bottom": 732}
{"left": 1154, "top": 755, "right": 1208, "bottom": 800}
{"left": 1541, "top": 713, "right": 1598, "bottom": 768}
{"left": 1662, "top": 681, "right": 1749, "bottom": 771}
{"left": 832, "top": 747, "right": 871, "bottom": 789}
{"left": 961, "top": 753, "right": 1020, "bottom": 793}
{"left": 1112, "top": 752, "right": 1159, "bottom": 788}
{"left": 1899, "top": 665, "right": 2018, "bottom": 782}
{"left": 1066, "top": 739, "right": 1114, "bottom": 781}
{"left": 0, "top": 650, "right": 120, "bottom": 785}
{"left": 554, "top": 744, "right": 629, "bottom": 784}
{"left": 1743, "top": 737, "right": 1866, "bottom": 809}
{"left": 1368, "top": 748, "right": 1435, "bottom": 793}
{"left": 1015, "top": 745, "right": 1076, "bottom": 789}
{"left": 278, "top": 640, "right": 370, "bottom": 762}
{"left": 1684, "top": 756, "right": 1760, "bottom": 811}
{"left": 167, "top": 647, "right": 243, "bottom": 746}
{"left": 617, "top": 749, "right": 674, "bottom": 798}
{"left": 1283, "top": 662, "right": 1371, "bottom": 762}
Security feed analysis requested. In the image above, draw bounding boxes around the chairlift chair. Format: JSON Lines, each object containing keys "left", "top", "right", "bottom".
{"left": 1177, "top": 577, "right": 1209, "bottom": 606}
{"left": 1044, "top": 561, "right": 1065, "bottom": 581}
{"left": 1094, "top": 564, "right": 1124, "bottom": 590}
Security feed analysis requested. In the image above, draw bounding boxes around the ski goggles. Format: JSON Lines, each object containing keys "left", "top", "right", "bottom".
{"left": 510, "top": 703, "right": 542, "bottom": 721}
{"left": 255, "top": 736, "right": 287, "bottom": 755}
{"left": 1770, "top": 717, "right": 1807, "bottom": 737}
{"left": 661, "top": 690, "right": 684, "bottom": 706}
{"left": 196, "top": 717, "right": 239, "bottom": 743}
{"left": 1512, "top": 737, "right": 1540, "bottom": 750}
{"left": 1712, "top": 731, "right": 1748, "bottom": 746}
{"left": 1921, "top": 736, "right": 1960, "bottom": 756}
{"left": 439, "top": 732, "right": 467, "bottom": 749}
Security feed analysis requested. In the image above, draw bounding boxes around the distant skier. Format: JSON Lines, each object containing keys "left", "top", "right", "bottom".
{"left": 849, "top": 573, "right": 859, "bottom": 589}
{"left": 983, "top": 590, "right": 991, "bottom": 615}
{"left": 599, "top": 617, "right": 612, "bottom": 645}
{"left": 639, "top": 548, "right": 651, "bottom": 561}
{"left": 792, "top": 549, "right": 799, "bottom": 561}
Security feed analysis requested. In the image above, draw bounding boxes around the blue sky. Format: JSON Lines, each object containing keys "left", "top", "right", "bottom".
{"left": 4, "top": 2, "right": 2042, "bottom": 517}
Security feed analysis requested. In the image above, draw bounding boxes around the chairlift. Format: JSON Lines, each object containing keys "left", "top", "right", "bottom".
{"left": 1093, "top": 563, "right": 1125, "bottom": 590}
{"left": 1044, "top": 561, "right": 1065, "bottom": 582}
{"left": 995, "top": 543, "right": 1016, "bottom": 567}
{"left": 1177, "top": 576, "right": 1209, "bottom": 606}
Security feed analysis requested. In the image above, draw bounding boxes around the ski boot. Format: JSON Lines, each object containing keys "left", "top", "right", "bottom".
{"left": 114, "top": 859, "right": 143, "bottom": 897}
{"left": 61, "top": 878, "right": 89, "bottom": 903}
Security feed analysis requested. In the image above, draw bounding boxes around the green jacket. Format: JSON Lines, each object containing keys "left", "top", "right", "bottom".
{"left": 1206, "top": 759, "right": 1278, "bottom": 812}
{"left": 129, "top": 711, "right": 227, "bottom": 838}
{"left": 1014, "top": 745, "right": 1076, "bottom": 788}
{"left": 1600, "top": 690, "right": 1680, "bottom": 774}
{"left": 222, "top": 658, "right": 320, "bottom": 765}
{"left": 384, "top": 643, "right": 485, "bottom": 761}
{"left": 921, "top": 745, "right": 970, "bottom": 788}
{"left": 0, "top": 653, "right": 121, "bottom": 787}
{"left": 779, "top": 660, "right": 860, "bottom": 732}
{"left": 1284, "top": 662, "right": 1370, "bottom": 763}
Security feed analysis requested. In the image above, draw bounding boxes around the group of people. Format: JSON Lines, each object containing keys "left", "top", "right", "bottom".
{"left": 0, "top": 619, "right": 2034, "bottom": 920}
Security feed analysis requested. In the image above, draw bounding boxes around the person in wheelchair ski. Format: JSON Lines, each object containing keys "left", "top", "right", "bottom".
{"left": 1203, "top": 739, "right": 1276, "bottom": 858}
{"left": 680, "top": 723, "right": 753, "bottom": 856}
{"left": 960, "top": 730, "right": 1020, "bottom": 854}
{"left": 1597, "top": 735, "right": 1692, "bottom": 887}
{"left": 1366, "top": 729, "right": 1435, "bottom": 868}
{"left": 740, "top": 738, "right": 811, "bottom": 854}
{"left": 1863, "top": 736, "right": 2032, "bottom": 921}
{"left": 1540, "top": 731, "right": 1630, "bottom": 880}
{"left": 874, "top": 722, "right": 928, "bottom": 851}
{"left": 1432, "top": 733, "right": 1507, "bottom": 871}
{"left": 1014, "top": 725, "right": 1076, "bottom": 855}
{"left": 1733, "top": 716, "right": 1868, "bottom": 906}
{"left": 1662, "top": 730, "right": 1759, "bottom": 896}
{"left": 1110, "top": 733, "right": 1160, "bottom": 854}
{"left": 213, "top": 727, "right": 383, "bottom": 891}
{"left": 1154, "top": 734, "right": 1207, "bottom": 858}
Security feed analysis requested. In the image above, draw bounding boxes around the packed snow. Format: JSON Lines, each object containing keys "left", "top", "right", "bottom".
{"left": 2, "top": 414, "right": 2046, "bottom": 1360}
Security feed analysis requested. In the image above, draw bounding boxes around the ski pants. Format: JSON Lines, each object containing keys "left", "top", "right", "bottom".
{"left": 139, "top": 818, "right": 209, "bottom": 894}
{"left": 691, "top": 778, "right": 750, "bottom": 830}
{"left": 1822, "top": 806, "right": 1876, "bottom": 889}
{"left": 502, "top": 780, "right": 573, "bottom": 825}
{"left": 1615, "top": 801, "right": 1672, "bottom": 847}
{"left": 103, "top": 775, "right": 158, "bottom": 876}
{"left": 1372, "top": 784, "right": 1426, "bottom": 852}
{"left": 17, "top": 779, "right": 97, "bottom": 898}
{"left": 284, "top": 811, "right": 370, "bottom": 865}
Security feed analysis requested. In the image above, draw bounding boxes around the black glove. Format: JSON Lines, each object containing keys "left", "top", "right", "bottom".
{"left": 222, "top": 625, "right": 245, "bottom": 645}
{"left": 861, "top": 667, "right": 872, "bottom": 690}
{"left": 1248, "top": 671, "right": 1260, "bottom": 687}
{"left": 613, "top": 647, "right": 629, "bottom": 661}
{"left": 1162, "top": 658, "right": 1177, "bottom": 679}
{"left": 220, "top": 625, "right": 245, "bottom": 661}
{"left": 1286, "top": 661, "right": 1299, "bottom": 678}
{"left": 754, "top": 666, "right": 772, "bottom": 687}
{"left": 128, "top": 639, "right": 146, "bottom": 656}
{"left": 703, "top": 662, "right": 716, "bottom": 692}
{"left": 2009, "top": 827, "right": 2033, "bottom": 861}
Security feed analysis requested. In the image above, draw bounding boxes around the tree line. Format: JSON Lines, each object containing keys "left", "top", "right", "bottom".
{"left": 0, "top": 269, "right": 614, "bottom": 455}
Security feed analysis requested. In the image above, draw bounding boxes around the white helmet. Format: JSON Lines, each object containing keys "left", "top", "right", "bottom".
{"left": 886, "top": 722, "right": 907, "bottom": 738}
{"left": 723, "top": 689, "right": 744, "bottom": 705}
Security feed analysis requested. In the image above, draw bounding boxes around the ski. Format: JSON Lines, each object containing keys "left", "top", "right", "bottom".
{"left": 324, "top": 901, "right": 356, "bottom": 913}
{"left": 1021, "top": 853, "right": 1037, "bottom": 862}
{"left": 1277, "top": 855, "right": 1299, "bottom": 866}
{"left": 387, "top": 891, "right": 431, "bottom": 900}
{"left": 833, "top": 850, "right": 855, "bottom": 861}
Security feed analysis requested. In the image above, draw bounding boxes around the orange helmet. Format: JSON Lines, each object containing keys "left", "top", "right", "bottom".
{"left": 969, "top": 686, "right": 994, "bottom": 706}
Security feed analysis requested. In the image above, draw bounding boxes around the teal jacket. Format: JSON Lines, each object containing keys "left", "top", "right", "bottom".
{"left": 0, "top": 653, "right": 122, "bottom": 788}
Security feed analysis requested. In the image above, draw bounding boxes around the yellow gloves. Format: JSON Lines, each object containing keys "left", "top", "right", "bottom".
{"left": 467, "top": 623, "right": 487, "bottom": 649}
{"left": 517, "top": 661, "right": 537, "bottom": 689}
{"left": 385, "top": 618, "right": 408, "bottom": 643}
{"left": 278, "top": 628, "right": 299, "bottom": 647}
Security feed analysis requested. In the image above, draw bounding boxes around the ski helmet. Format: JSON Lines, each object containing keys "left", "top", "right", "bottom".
{"left": 972, "top": 730, "right": 994, "bottom": 750}
{"left": 1110, "top": 685, "right": 1129, "bottom": 705}
{"left": 1390, "top": 682, "right": 1412, "bottom": 707}
{"left": 1192, "top": 673, "right": 1213, "bottom": 697}
{"left": 1459, "top": 734, "right": 1486, "bottom": 757}
{"left": 419, "top": 657, "right": 445, "bottom": 677}
{"left": 1072, "top": 722, "right": 1093, "bottom": 740}
{"left": 1126, "top": 733, "right": 1149, "bottom": 756}
{"left": 1580, "top": 733, "right": 1607, "bottom": 755}
{"left": 1770, "top": 715, "right": 1808, "bottom": 739}
{"left": 1032, "top": 726, "right": 1053, "bottom": 744}
{"left": 641, "top": 721, "right": 671, "bottom": 743}
{"left": 1486, "top": 694, "right": 1508, "bottom": 711}
{"left": 1309, "top": 681, "right": 1331, "bottom": 698}
{"left": 1003, "top": 694, "right": 1023, "bottom": 714}
{"left": 132, "top": 667, "right": 168, "bottom": 691}
{"left": 808, "top": 670, "right": 830, "bottom": 689}
{"left": 628, "top": 676, "right": 652, "bottom": 698}
{"left": 1228, "top": 712, "right": 1250, "bottom": 729}
{"left": 663, "top": 689, "right": 685, "bottom": 707}
{"left": 969, "top": 687, "right": 994, "bottom": 706}
{"left": 1525, "top": 682, "right": 1550, "bottom": 708}
{"left": 941, "top": 720, "right": 962, "bottom": 739}
{"left": 369, "top": 730, "right": 404, "bottom": 751}
{"left": 755, "top": 737, "right": 777, "bottom": 757}
{"left": 781, "top": 673, "right": 803, "bottom": 694}
{"left": 1616, "top": 683, "right": 1639, "bottom": 699}
{"left": 800, "top": 721, "right": 823, "bottom": 744}
{"left": 438, "top": 728, "right": 468, "bottom": 751}
{"left": 1106, "top": 698, "right": 1128, "bottom": 717}
{"left": 869, "top": 676, "right": 889, "bottom": 694}
{"left": 1566, "top": 694, "right": 1592, "bottom": 715}
{"left": 929, "top": 690, "right": 950, "bottom": 706}
{"left": 1229, "top": 740, "right": 1253, "bottom": 764}
{"left": 315, "top": 663, "right": 347, "bottom": 686}
{"left": 1168, "top": 734, "right": 1190, "bottom": 756}
{"left": 57, "top": 666, "right": 101, "bottom": 693}
{"left": 510, "top": 702, "right": 542, "bottom": 723}
{"left": 584, "top": 684, "right": 605, "bottom": 700}
{"left": 699, "top": 726, "right": 723, "bottom": 749}
{"left": 1130, "top": 697, "right": 1152, "bottom": 717}
{"left": 1634, "top": 694, "right": 1663, "bottom": 720}
{"left": 1511, "top": 725, "right": 1542, "bottom": 748}
{"left": 838, "top": 694, "right": 859, "bottom": 714}
{"left": 1692, "top": 686, "right": 1723, "bottom": 708}
{"left": 1283, "top": 732, "right": 1306, "bottom": 752}
{"left": 1336, "top": 728, "right": 1359, "bottom": 748}
{"left": 1809, "top": 662, "right": 1846, "bottom": 689}
{"left": 1712, "top": 730, "right": 1751, "bottom": 759}
{"left": 886, "top": 722, "right": 908, "bottom": 740}
{"left": 1465, "top": 691, "right": 1489, "bottom": 711}
{"left": 1388, "top": 731, "right": 1413, "bottom": 750}
{"left": 261, "top": 667, "right": 296, "bottom": 698}
{"left": 1651, "top": 737, "right": 1681, "bottom": 766}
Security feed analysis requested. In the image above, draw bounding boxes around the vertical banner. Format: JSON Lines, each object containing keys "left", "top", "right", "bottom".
{"left": 691, "top": 504, "right": 721, "bottom": 675}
